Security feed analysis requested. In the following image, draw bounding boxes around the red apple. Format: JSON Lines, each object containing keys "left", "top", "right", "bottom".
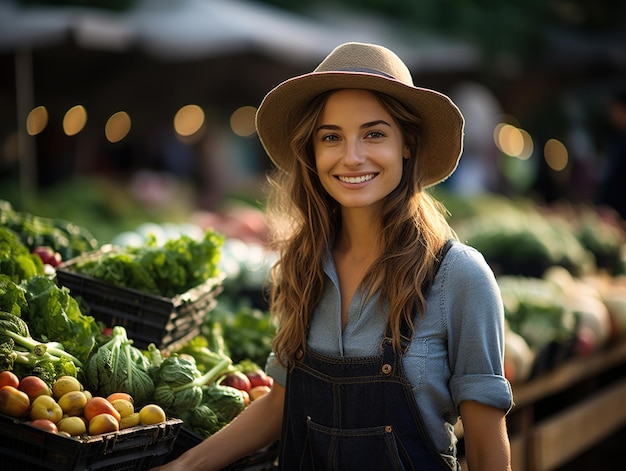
{"left": 31, "top": 246, "right": 62, "bottom": 267}
{"left": 245, "top": 369, "right": 273, "bottom": 388}
{"left": 29, "top": 418, "right": 59, "bottom": 433}
{"left": 18, "top": 375, "right": 51, "bottom": 401}
{"left": 220, "top": 371, "right": 251, "bottom": 392}
{"left": 0, "top": 370, "right": 20, "bottom": 389}
{"left": 0, "top": 385, "right": 31, "bottom": 418}
{"left": 84, "top": 397, "right": 121, "bottom": 423}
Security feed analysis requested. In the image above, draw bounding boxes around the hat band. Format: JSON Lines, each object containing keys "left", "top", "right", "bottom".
{"left": 329, "top": 67, "right": 398, "bottom": 80}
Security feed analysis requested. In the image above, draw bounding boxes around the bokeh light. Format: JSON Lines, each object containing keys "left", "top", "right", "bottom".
{"left": 174, "top": 104, "right": 205, "bottom": 137}
{"left": 544, "top": 138, "right": 568, "bottom": 171}
{"left": 105, "top": 111, "right": 131, "bottom": 143}
{"left": 230, "top": 106, "right": 257, "bottom": 137}
{"left": 494, "top": 123, "right": 534, "bottom": 159}
{"left": 26, "top": 106, "right": 48, "bottom": 136}
{"left": 63, "top": 105, "right": 87, "bottom": 136}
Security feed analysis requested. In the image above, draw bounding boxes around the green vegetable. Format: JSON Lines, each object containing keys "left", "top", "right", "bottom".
{"left": 208, "top": 299, "right": 275, "bottom": 365}
{"left": 152, "top": 354, "right": 231, "bottom": 416}
{"left": 72, "top": 230, "right": 224, "bottom": 297}
{"left": 574, "top": 208, "right": 624, "bottom": 275}
{"left": 201, "top": 383, "right": 246, "bottom": 424}
{"left": 0, "top": 226, "right": 44, "bottom": 283}
{"left": 0, "top": 200, "right": 99, "bottom": 261}
{"left": 498, "top": 276, "right": 578, "bottom": 351}
{"left": 456, "top": 204, "right": 594, "bottom": 278}
{"left": 235, "top": 358, "right": 264, "bottom": 375}
{"left": 0, "top": 274, "right": 27, "bottom": 316}
{"left": 21, "top": 276, "right": 100, "bottom": 365}
{"left": 174, "top": 335, "right": 230, "bottom": 374}
{"left": 185, "top": 404, "right": 225, "bottom": 438}
{"left": 85, "top": 326, "right": 155, "bottom": 406}
{"left": 0, "top": 311, "right": 83, "bottom": 366}
{"left": 0, "top": 310, "right": 30, "bottom": 340}
{"left": 0, "top": 311, "right": 80, "bottom": 385}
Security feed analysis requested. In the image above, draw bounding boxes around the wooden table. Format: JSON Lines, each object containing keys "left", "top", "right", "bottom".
{"left": 508, "top": 340, "right": 626, "bottom": 470}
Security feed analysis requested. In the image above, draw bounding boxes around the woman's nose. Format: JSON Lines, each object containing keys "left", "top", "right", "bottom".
{"left": 343, "top": 139, "right": 365, "bottom": 166}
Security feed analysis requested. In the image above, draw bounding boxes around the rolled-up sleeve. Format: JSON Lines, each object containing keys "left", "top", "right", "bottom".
{"left": 265, "top": 351, "right": 288, "bottom": 387}
{"left": 443, "top": 245, "right": 514, "bottom": 413}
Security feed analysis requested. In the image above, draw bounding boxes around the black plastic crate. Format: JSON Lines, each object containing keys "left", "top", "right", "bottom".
{"left": 167, "top": 428, "right": 278, "bottom": 470}
{"left": 56, "top": 258, "right": 223, "bottom": 351}
{"left": 0, "top": 414, "right": 183, "bottom": 471}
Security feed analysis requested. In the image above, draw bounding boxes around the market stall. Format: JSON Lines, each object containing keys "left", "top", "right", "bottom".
{"left": 0, "top": 195, "right": 624, "bottom": 470}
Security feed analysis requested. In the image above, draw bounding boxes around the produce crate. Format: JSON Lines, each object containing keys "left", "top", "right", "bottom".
{"left": 164, "top": 426, "right": 203, "bottom": 462}
{"left": 0, "top": 414, "right": 183, "bottom": 471}
{"left": 167, "top": 427, "right": 278, "bottom": 470}
{"left": 56, "top": 249, "right": 224, "bottom": 351}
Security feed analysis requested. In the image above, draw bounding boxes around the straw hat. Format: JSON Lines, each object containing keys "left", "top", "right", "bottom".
{"left": 256, "top": 42, "right": 465, "bottom": 187}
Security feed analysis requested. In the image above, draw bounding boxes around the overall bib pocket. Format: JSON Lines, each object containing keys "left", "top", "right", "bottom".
{"left": 305, "top": 416, "right": 409, "bottom": 471}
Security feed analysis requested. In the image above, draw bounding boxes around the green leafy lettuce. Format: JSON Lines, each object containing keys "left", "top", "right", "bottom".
{"left": 21, "top": 276, "right": 100, "bottom": 365}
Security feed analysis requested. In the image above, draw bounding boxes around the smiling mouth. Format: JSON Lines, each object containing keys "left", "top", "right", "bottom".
{"left": 337, "top": 174, "right": 376, "bottom": 184}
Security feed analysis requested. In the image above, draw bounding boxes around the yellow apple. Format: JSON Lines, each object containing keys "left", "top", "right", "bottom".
{"left": 52, "top": 376, "right": 82, "bottom": 400}
{"left": 110, "top": 399, "right": 134, "bottom": 418}
{"left": 58, "top": 416, "right": 87, "bottom": 436}
{"left": 89, "top": 413, "right": 119, "bottom": 435}
{"left": 120, "top": 412, "right": 141, "bottom": 429}
{"left": 139, "top": 404, "right": 166, "bottom": 425}
{"left": 57, "top": 390, "right": 88, "bottom": 416}
{"left": 30, "top": 394, "right": 63, "bottom": 423}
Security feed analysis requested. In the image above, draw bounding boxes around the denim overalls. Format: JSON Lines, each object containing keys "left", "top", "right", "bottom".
{"left": 278, "top": 242, "right": 455, "bottom": 470}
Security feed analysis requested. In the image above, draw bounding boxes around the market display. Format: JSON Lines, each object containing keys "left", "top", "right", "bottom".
{"left": 0, "top": 197, "right": 625, "bottom": 469}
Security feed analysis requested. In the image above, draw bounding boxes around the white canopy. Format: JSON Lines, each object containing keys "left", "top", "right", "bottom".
{"left": 0, "top": 0, "right": 479, "bottom": 70}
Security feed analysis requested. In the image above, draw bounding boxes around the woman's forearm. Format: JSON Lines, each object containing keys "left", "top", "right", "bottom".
{"left": 460, "top": 400, "right": 512, "bottom": 471}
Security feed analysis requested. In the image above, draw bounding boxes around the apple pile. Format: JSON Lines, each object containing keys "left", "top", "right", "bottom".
{"left": 219, "top": 367, "right": 273, "bottom": 405}
{"left": 0, "top": 371, "right": 167, "bottom": 437}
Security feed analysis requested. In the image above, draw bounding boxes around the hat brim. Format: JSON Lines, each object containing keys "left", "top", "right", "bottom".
{"left": 256, "top": 70, "right": 464, "bottom": 187}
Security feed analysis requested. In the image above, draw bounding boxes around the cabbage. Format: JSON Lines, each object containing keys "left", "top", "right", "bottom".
{"left": 84, "top": 326, "right": 155, "bottom": 406}
{"left": 187, "top": 404, "right": 224, "bottom": 438}
{"left": 201, "top": 383, "right": 245, "bottom": 424}
{"left": 152, "top": 353, "right": 231, "bottom": 416}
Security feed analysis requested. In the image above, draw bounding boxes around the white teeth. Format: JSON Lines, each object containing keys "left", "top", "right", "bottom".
{"left": 338, "top": 174, "right": 375, "bottom": 184}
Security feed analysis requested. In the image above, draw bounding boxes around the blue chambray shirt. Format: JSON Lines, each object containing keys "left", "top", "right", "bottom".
{"left": 266, "top": 241, "right": 513, "bottom": 456}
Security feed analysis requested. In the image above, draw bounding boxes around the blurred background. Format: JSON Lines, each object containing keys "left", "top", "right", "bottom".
{"left": 1, "top": 2, "right": 626, "bottom": 470}
{"left": 1, "top": 0, "right": 625, "bottom": 243}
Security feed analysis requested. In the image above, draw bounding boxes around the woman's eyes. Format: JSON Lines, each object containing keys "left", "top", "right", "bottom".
{"left": 320, "top": 131, "right": 385, "bottom": 141}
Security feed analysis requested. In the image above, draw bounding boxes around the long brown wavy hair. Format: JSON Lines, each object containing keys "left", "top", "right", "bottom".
{"left": 264, "top": 90, "right": 457, "bottom": 369}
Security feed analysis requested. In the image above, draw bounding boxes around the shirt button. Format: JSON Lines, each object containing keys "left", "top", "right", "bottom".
{"left": 381, "top": 363, "right": 392, "bottom": 374}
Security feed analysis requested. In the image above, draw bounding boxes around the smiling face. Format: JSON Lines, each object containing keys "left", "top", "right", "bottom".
{"left": 313, "top": 89, "right": 408, "bottom": 213}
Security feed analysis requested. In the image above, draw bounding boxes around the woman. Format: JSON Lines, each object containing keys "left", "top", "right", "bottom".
{"left": 154, "top": 42, "right": 513, "bottom": 471}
